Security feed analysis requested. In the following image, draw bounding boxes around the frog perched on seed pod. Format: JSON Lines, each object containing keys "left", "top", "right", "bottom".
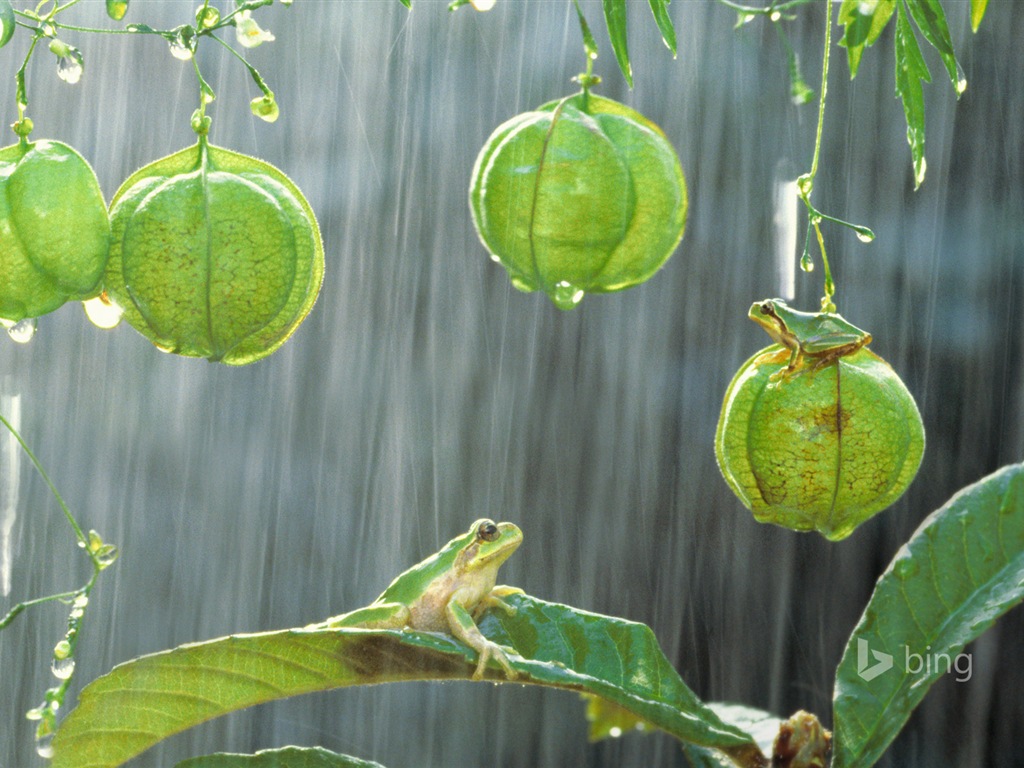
{"left": 715, "top": 299, "right": 924, "bottom": 541}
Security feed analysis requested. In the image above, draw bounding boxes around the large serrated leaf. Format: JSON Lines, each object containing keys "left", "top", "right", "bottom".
{"left": 0, "top": 0, "right": 15, "bottom": 49}
{"left": 53, "top": 595, "right": 762, "bottom": 768}
{"left": 602, "top": 0, "right": 633, "bottom": 87}
{"left": 838, "top": 0, "right": 896, "bottom": 79}
{"left": 904, "top": 0, "right": 960, "bottom": 92}
{"left": 893, "top": 3, "right": 930, "bottom": 188}
{"left": 832, "top": 463, "right": 1024, "bottom": 768}
{"left": 648, "top": 0, "right": 677, "bottom": 56}
{"left": 175, "top": 746, "right": 386, "bottom": 768}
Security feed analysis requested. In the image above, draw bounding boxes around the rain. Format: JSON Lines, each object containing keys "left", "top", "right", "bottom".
{"left": 1, "top": 1, "right": 1022, "bottom": 765}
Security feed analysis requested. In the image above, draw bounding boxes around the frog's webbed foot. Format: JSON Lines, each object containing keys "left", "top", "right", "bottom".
{"left": 472, "top": 639, "right": 520, "bottom": 681}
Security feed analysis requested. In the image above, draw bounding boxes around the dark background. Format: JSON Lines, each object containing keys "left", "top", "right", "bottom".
{"left": 1, "top": 1, "right": 1022, "bottom": 765}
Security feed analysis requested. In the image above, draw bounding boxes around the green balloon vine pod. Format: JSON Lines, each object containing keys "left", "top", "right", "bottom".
{"left": 715, "top": 300, "right": 925, "bottom": 541}
{"left": 0, "top": 120, "right": 111, "bottom": 323}
{"left": 469, "top": 90, "right": 687, "bottom": 310}
{"left": 102, "top": 118, "right": 324, "bottom": 365}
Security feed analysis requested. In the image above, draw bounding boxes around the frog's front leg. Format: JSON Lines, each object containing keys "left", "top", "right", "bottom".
{"left": 472, "top": 585, "right": 524, "bottom": 621}
{"left": 446, "top": 594, "right": 519, "bottom": 681}
{"left": 312, "top": 602, "right": 411, "bottom": 630}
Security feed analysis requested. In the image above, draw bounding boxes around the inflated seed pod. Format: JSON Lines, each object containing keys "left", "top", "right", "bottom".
{"left": 0, "top": 138, "right": 110, "bottom": 322}
{"left": 103, "top": 138, "right": 323, "bottom": 365}
{"left": 470, "top": 92, "right": 687, "bottom": 310}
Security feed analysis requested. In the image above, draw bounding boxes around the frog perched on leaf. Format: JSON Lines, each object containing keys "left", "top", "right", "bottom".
{"left": 311, "top": 519, "right": 523, "bottom": 680}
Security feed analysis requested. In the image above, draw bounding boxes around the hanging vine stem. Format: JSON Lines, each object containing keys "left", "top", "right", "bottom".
{"left": 795, "top": 0, "right": 875, "bottom": 313}
{"left": 0, "top": 413, "right": 118, "bottom": 756}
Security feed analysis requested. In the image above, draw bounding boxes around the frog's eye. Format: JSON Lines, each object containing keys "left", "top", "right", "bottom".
{"left": 759, "top": 301, "right": 775, "bottom": 316}
{"left": 477, "top": 520, "right": 500, "bottom": 542}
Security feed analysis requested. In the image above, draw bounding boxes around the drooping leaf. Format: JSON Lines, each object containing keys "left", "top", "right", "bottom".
{"left": 602, "top": 0, "right": 633, "bottom": 87}
{"left": 572, "top": 0, "right": 599, "bottom": 63}
{"left": 970, "top": 0, "right": 989, "bottom": 32}
{"left": 648, "top": 0, "right": 677, "bottom": 56}
{"left": 53, "top": 595, "right": 763, "bottom": 768}
{"left": 832, "top": 463, "right": 1024, "bottom": 768}
{"left": 838, "top": 0, "right": 896, "bottom": 78}
{"left": 904, "top": 0, "right": 961, "bottom": 93}
{"left": 0, "top": 0, "right": 15, "bottom": 49}
{"left": 893, "top": 2, "right": 930, "bottom": 188}
{"left": 175, "top": 746, "right": 386, "bottom": 768}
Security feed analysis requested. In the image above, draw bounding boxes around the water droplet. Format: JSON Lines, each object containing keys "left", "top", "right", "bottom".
{"left": 51, "top": 656, "right": 75, "bottom": 680}
{"left": 509, "top": 277, "right": 533, "bottom": 294}
{"left": 168, "top": 27, "right": 196, "bottom": 60}
{"left": 955, "top": 64, "right": 967, "bottom": 95}
{"left": 200, "top": 82, "right": 216, "bottom": 105}
{"left": 56, "top": 46, "right": 85, "bottom": 84}
{"left": 5, "top": 317, "right": 37, "bottom": 343}
{"left": 280, "top": 0, "right": 293, "bottom": 5}
{"left": 53, "top": 639, "right": 72, "bottom": 660}
{"left": 608, "top": 726, "right": 623, "bottom": 738}
{"left": 769, "top": 10, "right": 781, "bottom": 21}
{"left": 489, "top": 253, "right": 501, "bottom": 263}
{"left": 855, "top": 228, "right": 876, "bottom": 243}
{"left": 550, "top": 281, "right": 584, "bottom": 310}
{"left": 915, "top": 157, "right": 928, "bottom": 186}
{"left": 25, "top": 707, "right": 44, "bottom": 721}
{"left": 35, "top": 733, "right": 54, "bottom": 759}
{"left": 169, "top": 39, "right": 194, "bottom": 60}
{"left": 195, "top": 5, "right": 220, "bottom": 28}
{"left": 83, "top": 293, "right": 124, "bottom": 329}
{"left": 73, "top": 594, "right": 89, "bottom": 610}
{"left": 471, "top": 0, "right": 496, "bottom": 9}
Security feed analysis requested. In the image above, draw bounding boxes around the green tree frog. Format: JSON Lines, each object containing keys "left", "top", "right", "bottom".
{"left": 313, "top": 519, "right": 524, "bottom": 680}
{"left": 749, "top": 299, "right": 872, "bottom": 376}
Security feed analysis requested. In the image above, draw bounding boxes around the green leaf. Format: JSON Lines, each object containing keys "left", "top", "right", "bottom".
{"left": 52, "top": 596, "right": 763, "bottom": 768}
{"left": 0, "top": 0, "right": 15, "bottom": 49}
{"left": 175, "top": 747, "right": 387, "bottom": 768}
{"left": 832, "top": 463, "right": 1024, "bottom": 768}
{"left": 838, "top": 0, "right": 896, "bottom": 79}
{"left": 970, "top": 0, "right": 989, "bottom": 31}
{"left": 893, "top": 2, "right": 930, "bottom": 188}
{"left": 681, "top": 704, "right": 781, "bottom": 767}
{"left": 904, "top": 0, "right": 962, "bottom": 93}
{"left": 572, "top": 0, "right": 599, "bottom": 63}
{"left": 647, "top": 0, "right": 677, "bottom": 56}
{"left": 398, "top": 0, "right": 410, "bottom": 8}
{"left": 602, "top": 0, "right": 633, "bottom": 87}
